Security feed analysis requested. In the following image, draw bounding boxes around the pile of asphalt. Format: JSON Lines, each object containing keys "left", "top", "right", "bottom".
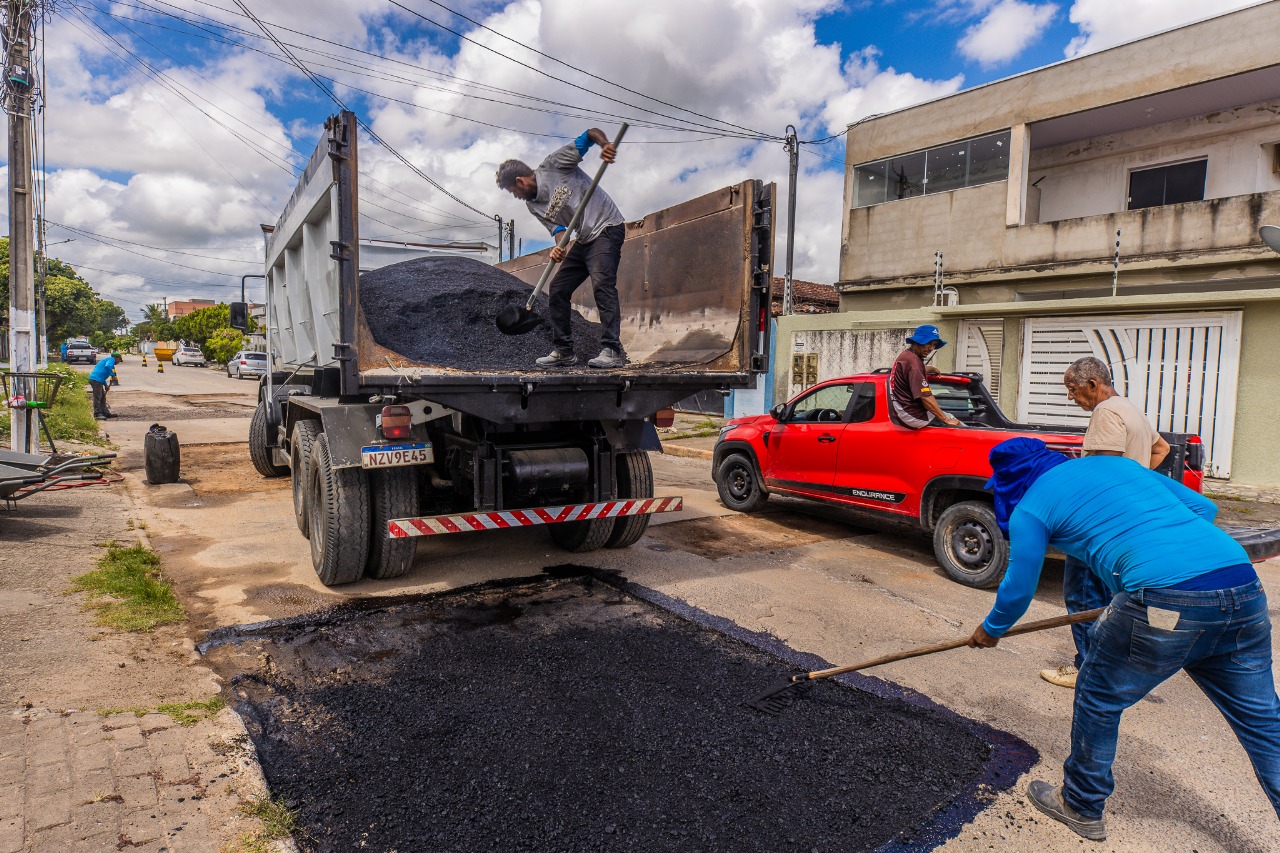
{"left": 227, "top": 575, "right": 989, "bottom": 852}
{"left": 358, "top": 256, "right": 604, "bottom": 370}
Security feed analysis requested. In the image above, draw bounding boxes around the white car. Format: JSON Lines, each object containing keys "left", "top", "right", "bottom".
{"left": 227, "top": 350, "right": 269, "bottom": 380}
{"left": 171, "top": 346, "right": 206, "bottom": 367}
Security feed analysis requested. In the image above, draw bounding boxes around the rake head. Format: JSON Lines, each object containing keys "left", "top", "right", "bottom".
{"left": 743, "top": 674, "right": 812, "bottom": 716}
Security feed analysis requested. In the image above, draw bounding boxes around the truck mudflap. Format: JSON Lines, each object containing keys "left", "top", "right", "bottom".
{"left": 388, "top": 496, "right": 683, "bottom": 538}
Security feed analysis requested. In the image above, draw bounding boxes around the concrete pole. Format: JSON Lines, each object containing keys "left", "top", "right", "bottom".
{"left": 782, "top": 125, "right": 798, "bottom": 317}
{"left": 7, "top": 0, "right": 36, "bottom": 452}
{"left": 494, "top": 215, "right": 504, "bottom": 262}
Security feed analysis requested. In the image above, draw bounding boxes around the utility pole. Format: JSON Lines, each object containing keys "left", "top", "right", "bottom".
{"left": 6, "top": 0, "right": 36, "bottom": 452}
{"left": 782, "top": 125, "right": 798, "bottom": 316}
{"left": 494, "top": 215, "right": 504, "bottom": 262}
{"left": 506, "top": 220, "right": 515, "bottom": 261}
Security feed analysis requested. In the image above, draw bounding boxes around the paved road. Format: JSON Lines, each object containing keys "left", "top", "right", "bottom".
{"left": 111, "top": 386, "right": 1280, "bottom": 852}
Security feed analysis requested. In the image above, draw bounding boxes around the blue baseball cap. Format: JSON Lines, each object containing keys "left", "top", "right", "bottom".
{"left": 906, "top": 324, "right": 947, "bottom": 348}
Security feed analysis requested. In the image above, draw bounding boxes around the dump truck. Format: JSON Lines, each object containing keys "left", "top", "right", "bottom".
{"left": 234, "top": 111, "right": 774, "bottom": 586}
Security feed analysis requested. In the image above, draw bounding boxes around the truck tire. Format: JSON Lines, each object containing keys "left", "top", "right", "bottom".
{"left": 605, "top": 450, "right": 654, "bottom": 549}
{"left": 933, "top": 500, "right": 1008, "bottom": 589}
{"left": 306, "top": 433, "right": 370, "bottom": 586}
{"left": 249, "top": 403, "right": 288, "bottom": 478}
{"left": 290, "top": 420, "right": 322, "bottom": 538}
{"left": 715, "top": 453, "right": 768, "bottom": 513}
{"left": 549, "top": 514, "right": 614, "bottom": 553}
{"left": 365, "top": 467, "right": 419, "bottom": 580}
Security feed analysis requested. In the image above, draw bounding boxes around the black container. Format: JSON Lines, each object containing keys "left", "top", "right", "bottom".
{"left": 144, "top": 424, "right": 181, "bottom": 485}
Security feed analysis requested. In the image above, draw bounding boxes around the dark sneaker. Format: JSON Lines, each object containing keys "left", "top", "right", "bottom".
{"left": 587, "top": 347, "right": 626, "bottom": 369}
{"left": 1027, "top": 781, "right": 1106, "bottom": 841}
{"left": 535, "top": 350, "right": 577, "bottom": 368}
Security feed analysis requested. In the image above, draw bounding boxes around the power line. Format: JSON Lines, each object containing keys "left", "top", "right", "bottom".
{"left": 47, "top": 221, "right": 261, "bottom": 263}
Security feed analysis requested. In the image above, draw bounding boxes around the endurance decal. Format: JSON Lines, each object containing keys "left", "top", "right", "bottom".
{"left": 766, "top": 478, "right": 906, "bottom": 504}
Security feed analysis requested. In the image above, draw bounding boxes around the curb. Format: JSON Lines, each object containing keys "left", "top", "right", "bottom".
{"left": 659, "top": 444, "right": 714, "bottom": 461}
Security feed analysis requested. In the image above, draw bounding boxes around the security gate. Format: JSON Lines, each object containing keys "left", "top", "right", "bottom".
{"left": 956, "top": 319, "right": 1004, "bottom": 401}
{"left": 1016, "top": 312, "right": 1241, "bottom": 478}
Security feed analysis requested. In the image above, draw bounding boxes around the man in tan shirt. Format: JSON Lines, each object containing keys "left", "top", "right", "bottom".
{"left": 1040, "top": 356, "right": 1171, "bottom": 688}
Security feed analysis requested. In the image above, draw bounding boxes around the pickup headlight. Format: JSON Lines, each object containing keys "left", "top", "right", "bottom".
{"left": 717, "top": 424, "right": 736, "bottom": 442}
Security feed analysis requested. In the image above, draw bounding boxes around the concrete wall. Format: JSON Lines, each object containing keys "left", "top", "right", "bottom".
{"left": 1232, "top": 301, "right": 1280, "bottom": 487}
{"left": 1033, "top": 100, "right": 1280, "bottom": 223}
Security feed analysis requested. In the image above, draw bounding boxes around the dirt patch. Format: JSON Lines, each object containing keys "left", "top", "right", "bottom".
{"left": 646, "top": 510, "right": 871, "bottom": 559}
{"left": 1213, "top": 497, "right": 1280, "bottom": 527}
{"left": 182, "top": 443, "right": 290, "bottom": 496}
{"left": 209, "top": 574, "right": 999, "bottom": 852}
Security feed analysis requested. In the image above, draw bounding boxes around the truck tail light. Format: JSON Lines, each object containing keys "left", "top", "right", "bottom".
{"left": 380, "top": 405, "right": 412, "bottom": 440}
{"left": 653, "top": 408, "right": 675, "bottom": 428}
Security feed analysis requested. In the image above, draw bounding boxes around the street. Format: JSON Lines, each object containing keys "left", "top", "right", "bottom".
{"left": 90, "top": 371, "right": 1280, "bottom": 851}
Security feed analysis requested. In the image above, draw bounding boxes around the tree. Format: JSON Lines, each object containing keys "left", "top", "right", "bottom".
{"left": 44, "top": 275, "right": 100, "bottom": 343}
{"left": 204, "top": 327, "right": 246, "bottom": 364}
{"left": 171, "top": 303, "right": 231, "bottom": 347}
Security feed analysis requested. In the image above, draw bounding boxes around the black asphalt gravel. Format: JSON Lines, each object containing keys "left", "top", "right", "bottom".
{"left": 222, "top": 573, "right": 991, "bottom": 852}
{"left": 359, "top": 256, "right": 604, "bottom": 369}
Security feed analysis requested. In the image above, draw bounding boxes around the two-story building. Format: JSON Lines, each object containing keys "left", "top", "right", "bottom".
{"left": 776, "top": 3, "right": 1280, "bottom": 487}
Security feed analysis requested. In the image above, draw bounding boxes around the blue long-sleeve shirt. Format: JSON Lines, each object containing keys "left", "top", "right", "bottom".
{"left": 88, "top": 357, "right": 118, "bottom": 384}
{"left": 982, "top": 456, "right": 1250, "bottom": 637}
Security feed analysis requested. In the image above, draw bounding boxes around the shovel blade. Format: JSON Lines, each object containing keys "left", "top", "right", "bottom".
{"left": 496, "top": 304, "right": 545, "bottom": 335}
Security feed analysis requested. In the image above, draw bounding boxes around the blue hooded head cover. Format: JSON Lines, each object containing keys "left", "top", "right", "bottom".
{"left": 985, "top": 437, "right": 1069, "bottom": 535}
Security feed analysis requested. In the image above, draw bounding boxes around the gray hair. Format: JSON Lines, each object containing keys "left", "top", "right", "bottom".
{"left": 1065, "top": 356, "right": 1113, "bottom": 387}
{"left": 495, "top": 159, "right": 533, "bottom": 190}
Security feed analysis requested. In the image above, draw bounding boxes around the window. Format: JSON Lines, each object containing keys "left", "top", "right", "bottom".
{"left": 847, "top": 383, "right": 876, "bottom": 424}
{"left": 1127, "top": 160, "right": 1206, "bottom": 210}
{"left": 852, "top": 130, "right": 1011, "bottom": 209}
{"left": 789, "top": 384, "right": 857, "bottom": 423}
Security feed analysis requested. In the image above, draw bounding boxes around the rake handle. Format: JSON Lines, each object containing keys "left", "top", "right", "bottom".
{"left": 523, "top": 123, "right": 629, "bottom": 311}
{"left": 801, "top": 606, "right": 1106, "bottom": 682}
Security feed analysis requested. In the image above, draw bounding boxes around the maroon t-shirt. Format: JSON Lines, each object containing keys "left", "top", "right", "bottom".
{"left": 890, "top": 348, "right": 933, "bottom": 422}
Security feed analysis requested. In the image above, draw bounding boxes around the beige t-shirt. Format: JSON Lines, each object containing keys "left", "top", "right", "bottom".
{"left": 1082, "top": 396, "right": 1159, "bottom": 467}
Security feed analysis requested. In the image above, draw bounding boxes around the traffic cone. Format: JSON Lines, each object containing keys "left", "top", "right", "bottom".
{"left": 141, "top": 354, "right": 148, "bottom": 367}
{"left": 157, "top": 360, "right": 164, "bottom": 373}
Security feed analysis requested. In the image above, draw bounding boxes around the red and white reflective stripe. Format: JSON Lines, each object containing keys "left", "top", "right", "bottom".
{"left": 387, "top": 496, "right": 683, "bottom": 538}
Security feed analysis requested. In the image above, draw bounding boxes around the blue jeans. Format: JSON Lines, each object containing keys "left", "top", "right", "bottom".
{"left": 1063, "top": 580, "right": 1280, "bottom": 819}
{"left": 1063, "top": 555, "right": 1112, "bottom": 668}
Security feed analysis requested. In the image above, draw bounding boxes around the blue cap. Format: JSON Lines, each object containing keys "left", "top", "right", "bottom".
{"left": 906, "top": 324, "right": 946, "bottom": 348}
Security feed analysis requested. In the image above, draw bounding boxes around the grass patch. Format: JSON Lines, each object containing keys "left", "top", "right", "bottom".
{"left": 69, "top": 543, "right": 185, "bottom": 632}
{"left": 0, "top": 362, "right": 105, "bottom": 446}
{"left": 98, "top": 696, "right": 225, "bottom": 726}
{"left": 228, "top": 795, "right": 306, "bottom": 852}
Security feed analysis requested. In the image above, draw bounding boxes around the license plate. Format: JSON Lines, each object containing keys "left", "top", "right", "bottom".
{"left": 361, "top": 443, "right": 432, "bottom": 469}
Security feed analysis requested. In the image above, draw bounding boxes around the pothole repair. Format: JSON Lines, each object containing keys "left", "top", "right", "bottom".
{"left": 204, "top": 571, "right": 1032, "bottom": 851}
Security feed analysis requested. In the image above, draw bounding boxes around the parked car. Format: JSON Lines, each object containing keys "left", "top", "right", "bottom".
{"left": 64, "top": 339, "right": 97, "bottom": 364}
{"left": 171, "top": 346, "right": 206, "bottom": 367}
{"left": 227, "top": 350, "right": 268, "bottom": 380}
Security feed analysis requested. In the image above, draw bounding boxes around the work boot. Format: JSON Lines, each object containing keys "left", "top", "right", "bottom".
{"left": 1027, "top": 781, "right": 1106, "bottom": 841}
{"left": 587, "top": 347, "right": 626, "bottom": 369}
{"left": 1040, "top": 664, "right": 1078, "bottom": 689}
{"left": 535, "top": 349, "right": 577, "bottom": 368}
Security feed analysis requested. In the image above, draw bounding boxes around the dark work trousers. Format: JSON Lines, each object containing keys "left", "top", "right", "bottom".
{"left": 547, "top": 224, "right": 624, "bottom": 354}
{"left": 1064, "top": 554, "right": 1113, "bottom": 668}
{"left": 89, "top": 379, "right": 110, "bottom": 417}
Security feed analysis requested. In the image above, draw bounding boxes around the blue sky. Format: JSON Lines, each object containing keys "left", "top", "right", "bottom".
{"left": 19, "top": 0, "right": 1266, "bottom": 316}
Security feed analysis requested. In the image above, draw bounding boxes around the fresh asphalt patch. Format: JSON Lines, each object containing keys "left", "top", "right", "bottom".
{"left": 204, "top": 569, "right": 1031, "bottom": 852}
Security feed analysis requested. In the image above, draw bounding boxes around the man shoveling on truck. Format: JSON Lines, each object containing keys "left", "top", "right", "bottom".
{"left": 1040, "top": 356, "right": 1174, "bottom": 690}
{"left": 967, "top": 437, "right": 1280, "bottom": 842}
{"left": 496, "top": 129, "right": 626, "bottom": 370}
{"left": 890, "top": 324, "right": 962, "bottom": 429}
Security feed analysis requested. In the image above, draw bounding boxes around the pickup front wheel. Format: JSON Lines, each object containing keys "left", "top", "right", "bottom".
{"left": 715, "top": 454, "right": 768, "bottom": 513}
{"left": 933, "top": 500, "right": 1008, "bottom": 589}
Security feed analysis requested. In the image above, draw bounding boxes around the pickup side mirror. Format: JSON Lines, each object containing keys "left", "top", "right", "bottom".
{"left": 229, "top": 302, "right": 249, "bottom": 332}
{"left": 769, "top": 404, "right": 787, "bottom": 421}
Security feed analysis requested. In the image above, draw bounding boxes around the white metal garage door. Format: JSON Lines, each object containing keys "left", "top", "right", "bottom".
{"left": 1016, "top": 312, "right": 1241, "bottom": 478}
{"left": 956, "top": 319, "right": 1004, "bottom": 400}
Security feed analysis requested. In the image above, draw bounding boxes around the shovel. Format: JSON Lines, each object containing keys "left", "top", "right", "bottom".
{"left": 496, "top": 123, "right": 628, "bottom": 335}
{"left": 745, "top": 606, "right": 1105, "bottom": 715}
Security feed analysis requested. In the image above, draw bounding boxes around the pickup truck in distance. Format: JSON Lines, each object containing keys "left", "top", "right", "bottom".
{"left": 712, "top": 370, "right": 1205, "bottom": 588}
{"left": 64, "top": 339, "right": 97, "bottom": 364}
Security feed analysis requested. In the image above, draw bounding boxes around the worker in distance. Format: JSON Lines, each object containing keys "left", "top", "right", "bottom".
{"left": 968, "top": 437, "right": 1280, "bottom": 842}
{"left": 890, "top": 324, "right": 963, "bottom": 429}
{"left": 496, "top": 129, "right": 627, "bottom": 370}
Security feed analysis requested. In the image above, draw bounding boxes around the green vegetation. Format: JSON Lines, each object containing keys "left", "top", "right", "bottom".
{"left": 205, "top": 327, "right": 248, "bottom": 364}
{"left": 0, "top": 238, "right": 129, "bottom": 343}
{"left": 69, "top": 543, "right": 186, "bottom": 632}
{"left": 0, "top": 362, "right": 104, "bottom": 446}
{"left": 98, "top": 696, "right": 225, "bottom": 726}
{"left": 665, "top": 417, "right": 724, "bottom": 441}
{"left": 231, "top": 795, "right": 306, "bottom": 852}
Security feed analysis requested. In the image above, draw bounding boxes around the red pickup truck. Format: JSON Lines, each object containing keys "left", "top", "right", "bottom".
{"left": 712, "top": 370, "right": 1205, "bottom": 588}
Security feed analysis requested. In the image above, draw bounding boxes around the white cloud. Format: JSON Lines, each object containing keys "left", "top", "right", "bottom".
{"left": 1064, "top": 0, "right": 1263, "bottom": 57}
{"left": 958, "top": 0, "right": 1058, "bottom": 67}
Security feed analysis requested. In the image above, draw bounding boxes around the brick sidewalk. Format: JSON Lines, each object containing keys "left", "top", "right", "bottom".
{"left": 0, "top": 707, "right": 280, "bottom": 853}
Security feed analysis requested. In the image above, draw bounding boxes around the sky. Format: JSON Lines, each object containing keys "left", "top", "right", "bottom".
{"left": 9, "top": 0, "right": 1269, "bottom": 320}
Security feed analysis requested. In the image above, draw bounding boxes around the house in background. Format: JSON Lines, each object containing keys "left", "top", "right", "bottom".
{"left": 776, "top": 2, "right": 1280, "bottom": 486}
{"left": 166, "top": 298, "right": 216, "bottom": 319}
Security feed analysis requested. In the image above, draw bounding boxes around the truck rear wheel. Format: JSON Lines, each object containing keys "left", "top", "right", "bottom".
{"left": 549, "top": 509, "right": 614, "bottom": 553}
{"left": 290, "top": 420, "right": 322, "bottom": 538}
{"left": 365, "top": 468, "right": 419, "bottom": 580}
{"left": 933, "top": 500, "right": 1008, "bottom": 588}
{"left": 249, "top": 403, "right": 288, "bottom": 478}
{"left": 605, "top": 450, "right": 654, "bottom": 549}
{"left": 716, "top": 454, "right": 768, "bottom": 512}
{"left": 306, "top": 433, "right": 370, "bottom": 586}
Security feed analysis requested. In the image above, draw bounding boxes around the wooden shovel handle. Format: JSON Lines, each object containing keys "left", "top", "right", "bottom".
{"left": 804, "top": 606, "right": 1106, "bottom": 682}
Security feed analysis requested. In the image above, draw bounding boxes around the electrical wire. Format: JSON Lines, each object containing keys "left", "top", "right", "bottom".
{"left": 47, "top": 221, "right": 261, "bottom": 263}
